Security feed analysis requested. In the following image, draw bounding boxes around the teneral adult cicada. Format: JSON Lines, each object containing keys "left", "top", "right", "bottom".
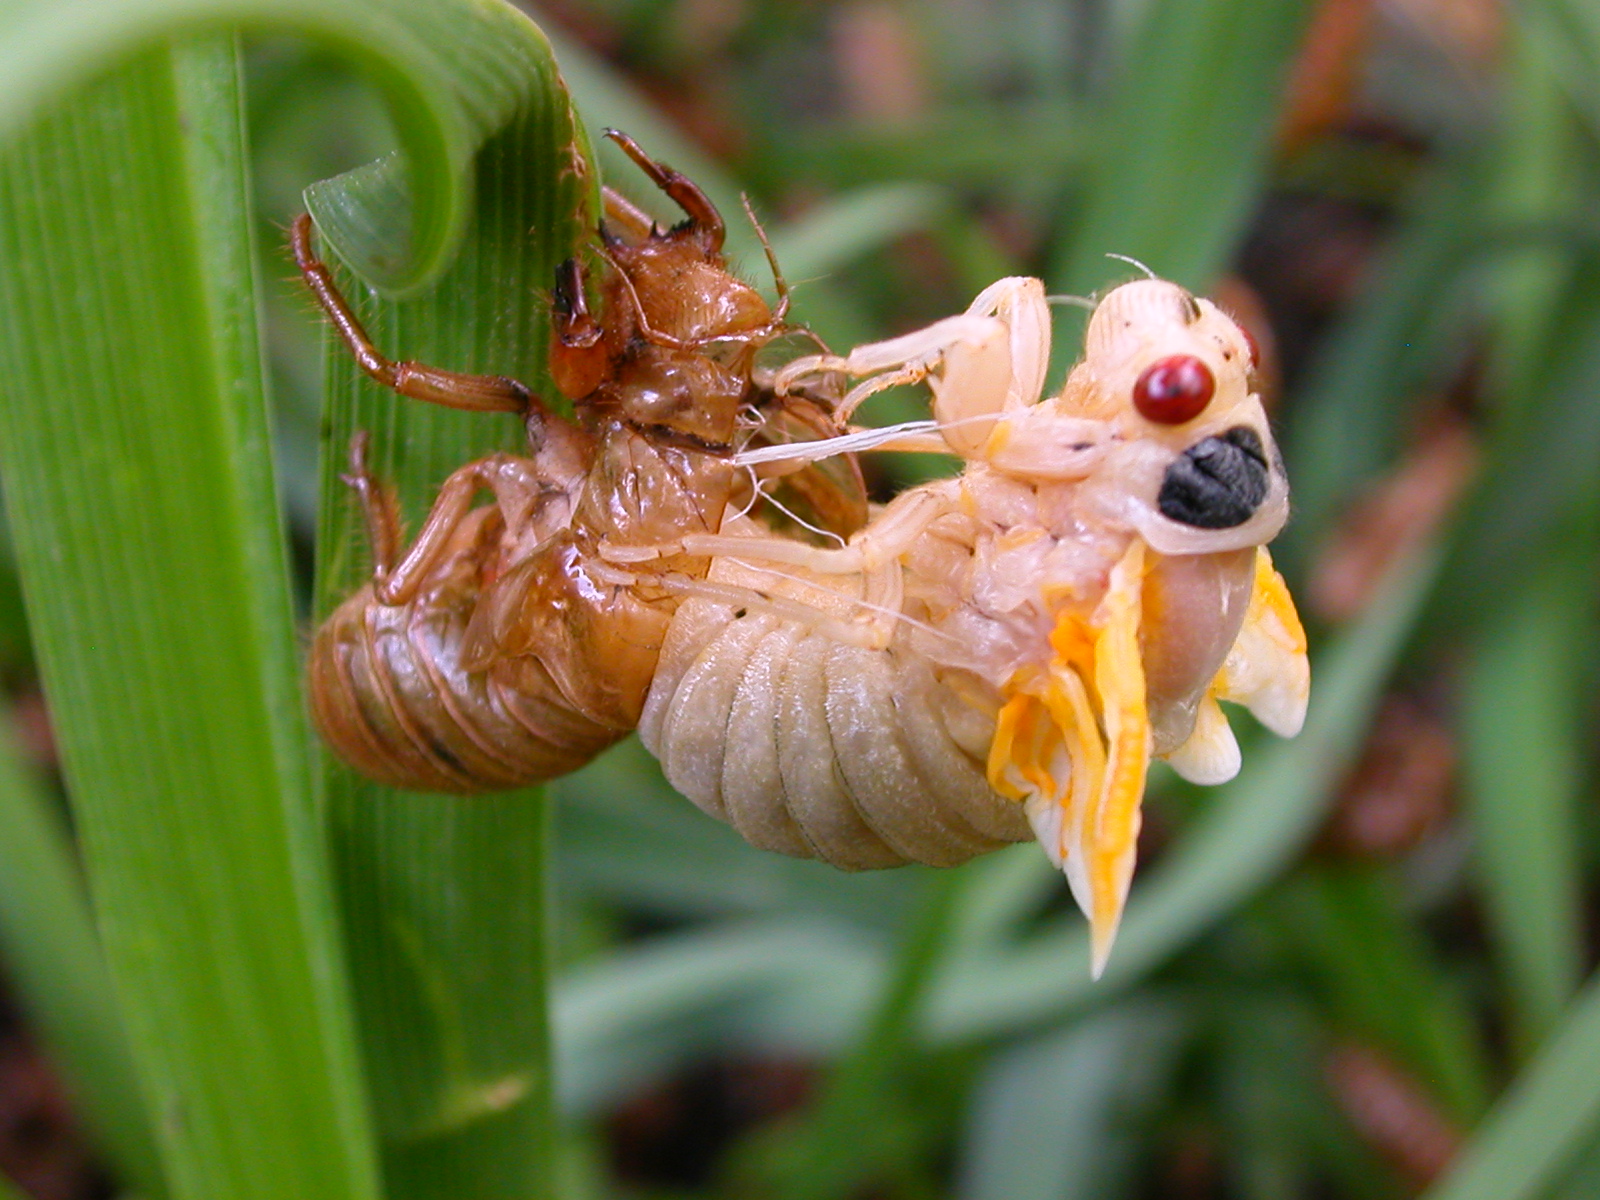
{"left": 630, "top": 275, "right": 1309, "bottom": 972}
{"left": 302, "top": 131, "right": 864, "bottom": 794}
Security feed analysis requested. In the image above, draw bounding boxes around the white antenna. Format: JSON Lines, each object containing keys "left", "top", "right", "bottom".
{"left": 1104, "top": 252, "right": 1156, "bottom": 279}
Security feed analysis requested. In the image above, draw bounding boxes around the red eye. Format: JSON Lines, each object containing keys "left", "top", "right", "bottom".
{"left": 1133, "top": 355, "right": 1214, "bottom": 424}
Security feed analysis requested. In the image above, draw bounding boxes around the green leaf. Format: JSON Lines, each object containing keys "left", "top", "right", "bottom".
{"left": 0, "top": 0, "right": 564, "bottom": 294}
{"left": 1272, "top": 868, "right": 1491, "bottom": 1122}
{"left": 1423, "top": 968, "right": 1600, "bottom": 1200}
{"left": 0, "top": 722, "right": 162, "bottom": 1195}
{"left": 306, "top": 17, "right": 594, "bottom": 1199}
{"left": 761, "top": 868, "right": 967, "bottom": 1200}
{"left": 1050, "top": 0, "right": 1315, "bottom": 366}
{"left": 957, "top": 1002, "right": 1187, "bottom": 1200}
{"left": 770, "top": 182, "right": 951, "bottom": 284}
{"left": 0, "top": 38, "right": 376, "bottom": 1200}
{"left": 1279, "top": 149, "right": 1491, "bottom": 563}
{"left": 1461, "top": 560, "right": 1589, "bottom": 1052}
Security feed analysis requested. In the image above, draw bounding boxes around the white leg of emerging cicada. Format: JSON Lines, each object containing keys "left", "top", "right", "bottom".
{"left": 1161, "top": 548, "right": 1308, "bottom": 782}
{"left": 1161, "top": 694, "right": 1241, "bottom": 785}
{"left": 773, "top": 277, "right": 1053, "bottom": 453}
{"left": 611, "top": 483, "right": 962, "bottom": 650}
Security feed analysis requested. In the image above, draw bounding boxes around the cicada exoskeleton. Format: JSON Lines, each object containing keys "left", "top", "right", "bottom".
{"left": 304, "top": 131, "right": 864, "bottom": 794}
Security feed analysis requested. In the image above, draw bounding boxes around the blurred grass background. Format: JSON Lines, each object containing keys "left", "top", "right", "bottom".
{"left": 1, "top": 0, "right": 1600, "bottom": 1198}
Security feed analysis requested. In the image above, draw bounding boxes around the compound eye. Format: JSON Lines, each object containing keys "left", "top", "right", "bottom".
{"left": 1133, "top": 355, "right": 1215, "bottom": 424}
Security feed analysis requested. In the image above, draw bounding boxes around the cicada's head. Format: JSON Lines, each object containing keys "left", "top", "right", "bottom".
{"left": 1060, "top": 278, "right": 1289, "bottom": 556}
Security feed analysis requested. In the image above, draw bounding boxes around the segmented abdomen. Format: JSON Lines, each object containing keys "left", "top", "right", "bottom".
{"left": 639, "top": 566, "right": 1030, "bottom": 868}
{"left": 309, "top": 577, "right": 625, "bottom": 795}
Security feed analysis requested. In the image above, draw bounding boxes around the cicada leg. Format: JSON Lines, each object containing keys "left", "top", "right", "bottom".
{"left": 341, "top": 431, "right": 401, "bottom": 577}
{"left": 606, "top": 483, "right": 959, "bottom": 647}
{"left": 293, "top": 213, "right": 543, "bottom": 416}
{"left": 772, "top": 276, "right": 1052, "bottom": 436}
{"left": 603, "top": 128, "right": 724, "bottom": 249}
{"left": 341, "top": 437, "right": 570, "bottom": 609}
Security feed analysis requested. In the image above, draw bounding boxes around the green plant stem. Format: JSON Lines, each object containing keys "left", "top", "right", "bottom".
{"left": 307, "top": 29, "right": 592, "bottom": 1196}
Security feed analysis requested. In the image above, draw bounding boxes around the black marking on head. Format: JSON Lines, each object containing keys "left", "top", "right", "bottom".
{"left": 1177, "top": 290, "right": 1201, "bottom": 323}
{"left": 1157, "top": 426, "right": 1270, "bottom": 529}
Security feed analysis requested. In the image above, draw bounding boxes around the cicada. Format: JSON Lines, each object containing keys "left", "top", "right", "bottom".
{"left": 303, "top": 131, "right": 864, "bottom": 794}
{"left": 629, "top": 274, "right": 1309, "bottom": 972}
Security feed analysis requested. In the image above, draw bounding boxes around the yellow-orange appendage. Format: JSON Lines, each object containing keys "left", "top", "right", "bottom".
{"left": 987, "top": 539, "right": 1152, "bottom": 977}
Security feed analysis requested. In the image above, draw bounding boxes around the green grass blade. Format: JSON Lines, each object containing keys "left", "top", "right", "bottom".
{"left": 1273, "top": 868, "right": 1491, "bottom": 1122}
{"left": 763, "top": 869, "right": 966, "bottom": 1200}
{"left": 1280, "top": 149, "right": 1491, "bottom": 561}
{"left": 308, "top": 17, "right": 593, "bottom": 1197}
{"left": 0, "top": 38, "right": 376, "bottom": 1200}
{"left": 1461, "top": 561, "right": 1588, "bottom": 1052}
{"left": 770, "top": 182, "right": 950, "bottom": 284}
{"left": 1050, "top": 0, "right": 1314, "bottom": 351}
{"left": 0, "top": 722, "right": 163, "bottom": 1195}
{"left": 957, "top": 1003, "right": 1186, "bottom": 1200}
{"left": 1423, "top": 969, "right": 1600, "bottom": 1200}
{"left": 0, "top": 0, "right": 574, "bottom": 294}
{"left": 926, "top": 540, "right": 1441, "bottom": 1041}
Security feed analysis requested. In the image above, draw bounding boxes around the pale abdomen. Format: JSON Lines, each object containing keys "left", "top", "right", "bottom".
{"left": 639, "top": 565, "right": 1031, "bottom": 869}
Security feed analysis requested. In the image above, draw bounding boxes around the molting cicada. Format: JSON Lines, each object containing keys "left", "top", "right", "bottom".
{"left": 631, "top": 275, "right": 1309, "bottom": 973}
{"left": 302, "top": 136, "right": 1308, "bottom": 975}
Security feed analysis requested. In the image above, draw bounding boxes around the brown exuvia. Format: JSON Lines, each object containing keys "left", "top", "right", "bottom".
{"left": 302, "top": 130, "right": 863, "bottom": 794}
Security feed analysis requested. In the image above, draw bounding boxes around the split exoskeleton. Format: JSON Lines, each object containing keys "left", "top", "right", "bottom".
{"left": 630, "top": 274, "right": 1309, "bottom": 973}
{"left": 304, "top": 131, "right": 864, "bottom": 795}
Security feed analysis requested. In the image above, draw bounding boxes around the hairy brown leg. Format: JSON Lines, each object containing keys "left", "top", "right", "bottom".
{"left": 603, "top": 129, "right": 725, "bottom": 249}
{"left": 342, "top": 431, "right": 402, "bottom": 576}
{"left": 365, "top": 455, "right": 541, "bottom": 606}
{"left": 292, "top": 212, "right": 536, "bottom": 415}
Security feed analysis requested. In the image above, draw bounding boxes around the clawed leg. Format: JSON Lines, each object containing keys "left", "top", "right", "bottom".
{"left": 603, "top": 129, "right": 725, "bottom": 249}
{"left": 293, "top": 213, "right": 537, "bottom": 415}
{"left": 342, "top": 431, "right": 401, "bottom": 577}
{"left": 601, "top": 184, "right": 656, "bottom": 241}
{"left": 342, "top": 434, "right": 560, "bottom": 608}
